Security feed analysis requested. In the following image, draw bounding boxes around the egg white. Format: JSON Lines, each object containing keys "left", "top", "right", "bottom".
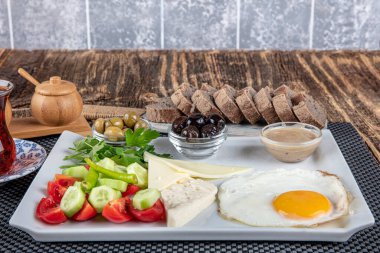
{"left": 218, "top": 169, "right": 349, "bottom": 227}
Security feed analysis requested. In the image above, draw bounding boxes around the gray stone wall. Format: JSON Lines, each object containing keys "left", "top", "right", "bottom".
{"left": 0, "top": 0, "right": 379, "bottom": 50}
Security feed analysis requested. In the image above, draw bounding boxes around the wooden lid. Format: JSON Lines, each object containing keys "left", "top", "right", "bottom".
{"left": 35, "top": 76, "right": 77, "bottom": 96}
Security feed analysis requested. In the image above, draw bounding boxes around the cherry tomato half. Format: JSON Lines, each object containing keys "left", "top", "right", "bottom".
{"left": 54, "top": 174, "right": 79, "bottom": 188}
{"left": 102, "top": 198, "right": 133, "bottom": 223}
{"left": 128, "top": 199, "right": 165, "bottom": 222}
{"left": 47, "top": 181, "right": 67, "bottom": 204}
{"left": 36, "top": 197, "right": 67, "bottom": 224}
{"left": 122, "top": 184, "right": 140, "bottom": 197}
{"left": 72, "top": 200, "right": 97, "bottom": 221}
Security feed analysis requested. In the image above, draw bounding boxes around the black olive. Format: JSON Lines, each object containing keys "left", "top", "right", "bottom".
{"left": 181, "top": 125, "right": 200, "bottom": 138}
{"left": 201, "top": 124, "right": 219, "bottom": 137}
{"left": 207, "top": 114, "right": 225, "bottom": 130}
{"left": 172, "top": 116, "right": 188, "bottom": 134}
{"left": 186, "top": 113, "right": 206, "bottom": 130}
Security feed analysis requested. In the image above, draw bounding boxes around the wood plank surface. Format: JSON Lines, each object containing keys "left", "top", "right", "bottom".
{"left": 0, "top": 49, "right": 379, "bottom": 161}
{"left": 9, "top": 116, "right": 92, "bottom": 139}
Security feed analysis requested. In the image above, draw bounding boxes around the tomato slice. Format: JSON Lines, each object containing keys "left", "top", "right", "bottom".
{"left": 102, "top": 198, "right": 133, "bottom": 223}
{"left": 84, "top": 164, "right": 90, "bottom": 170}
{"left": 128, "top": 199, "right": 165, "bottom": 222}
{"left": 36, "top": 197, "right": 67, "bottom": 224}
{"left": 54, "top": 174, "right": 79, "bottom": 188}
{"left": 122, "top": 184, "right": 140, "bottom": 197}
{"left": 72, "top": 200, "right": 97, "bottom": 221}
{"left": 47, "top": 181, "right": 67, "bottom": 204}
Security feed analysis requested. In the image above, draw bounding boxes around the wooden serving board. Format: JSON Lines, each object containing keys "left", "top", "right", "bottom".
{"left": 9, "top": 115, "right": 92, "bottom": 139}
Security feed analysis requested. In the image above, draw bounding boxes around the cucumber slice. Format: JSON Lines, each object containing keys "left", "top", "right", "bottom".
{"left": 60, "top": 186, "right": 86, "bottom": 218}
{"left": 115, "top": 165, "right": 129, "bottom": 173}
{"left": 88, "top": 186, "right": 122, "bottom": 213}
{"left": 126, "top": 163, "right": 148, "bottom": 188}
{"left": 132, "top": 188, "right": 160, "bottom": 210}
{"left": 73, "top": 181, "right": 82, "bottom": 188}
{"left": 62, "top": 166, "right": 88, "bottom": 180}
{"left": 98, "top": 178, "right": 128, "bottom": 192}
{"left": 97, "top": 158, "right": 115, "bottom": 170}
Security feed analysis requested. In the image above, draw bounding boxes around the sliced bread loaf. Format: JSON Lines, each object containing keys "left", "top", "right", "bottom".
{"left": 146, "top": 97, "right": 182, "bottom": 123}
{"left": 235, "top": 87, "right": 261, "bottom": 124}
{"left": 171, "top": 83, "right": 196, "bottom": 115}
{"left": 213, "top": 85, "right": 244, "bottom": 124}
{"left": 272, "top": 93, "right": 298, "bottom": 122}
{"left": 292, "top": 93, "right": 327, "bottom": 129}
{"left": 254, "top": 87, "right": 280, "bottom": 124}
{"left": 191, "top": 90, "right": 222, "bottom": 117}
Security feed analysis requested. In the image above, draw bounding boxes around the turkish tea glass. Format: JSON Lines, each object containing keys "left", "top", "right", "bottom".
{"left": 0, "top": 80, "right": 15, "bottom": 174}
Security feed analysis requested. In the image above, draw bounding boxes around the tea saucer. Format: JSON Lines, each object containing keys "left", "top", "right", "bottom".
{"left": 0, "top": 139, "right": 46, "bottom": 185}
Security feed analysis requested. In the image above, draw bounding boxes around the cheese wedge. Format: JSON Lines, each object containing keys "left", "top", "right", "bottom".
{"left": 148, "top": 157, "right": 190, "bottom": 191}
{"left": 144, "top": 152, "right": 250, "bottom": 179}
{"left": 161, "top": 178, "right": 217, "bottom": 227}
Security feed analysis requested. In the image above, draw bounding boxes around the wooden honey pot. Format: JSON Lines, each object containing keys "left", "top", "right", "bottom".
{"left": 18, "top": 68, "right": 83, "bottom": 126}
{"left": 31, "top": 76, "right": 83, "bottom": 126}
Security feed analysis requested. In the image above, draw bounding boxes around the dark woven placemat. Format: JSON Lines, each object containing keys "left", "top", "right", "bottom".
{"left": 0, "top": 123, "right": 379, "bottom": 253}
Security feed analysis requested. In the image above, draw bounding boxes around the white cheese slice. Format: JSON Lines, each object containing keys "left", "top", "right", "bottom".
{"left": 148, "top": 157, "right": 190, "bottom": 191}
{"left": 144, "top": 152, "right": 250, "bottom": 179}
{"left": 161, "top": 178, "right": 217, "bottom": 227}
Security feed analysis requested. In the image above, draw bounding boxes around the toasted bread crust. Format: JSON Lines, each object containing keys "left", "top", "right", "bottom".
{"left": 254, "top": 87, "right": 280, "bottom": 124}
{"left": 236, "top": 87, "right": 261, "bottom": 124}
{"left": 213, "top": 85, "right": 244, "bottom": 124}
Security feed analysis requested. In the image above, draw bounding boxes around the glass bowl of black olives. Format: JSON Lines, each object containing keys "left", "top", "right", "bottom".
{"left": 92, "top": 112, "right": 150, "bottom": 146}
{"left": 169, "top": 113, "right": 227, "bottom": 159}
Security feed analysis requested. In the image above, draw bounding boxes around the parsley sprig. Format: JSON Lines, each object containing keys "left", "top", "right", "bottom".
{"left": 63, "top": 129, "right": 170, "bottom": 168}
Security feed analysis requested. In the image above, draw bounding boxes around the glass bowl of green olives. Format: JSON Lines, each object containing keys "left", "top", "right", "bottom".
{"left": 92, "top": 112, "right": 150, "bottom": 146}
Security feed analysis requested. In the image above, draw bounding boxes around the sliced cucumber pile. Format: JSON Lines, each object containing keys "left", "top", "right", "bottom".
{"left": 62, "top": 166, "right": 88, "bottom": 180}
{"left": 98, "top": 178, "right": 128, "bottom": 192}
{"left": 132, "top": 188, "right": 160, "bottom": 210}
{"left": 60, "top": 185, "right": 86, "bottom": 217}
{"left": 88, "top": 185, "right": 122, "bottom": 213}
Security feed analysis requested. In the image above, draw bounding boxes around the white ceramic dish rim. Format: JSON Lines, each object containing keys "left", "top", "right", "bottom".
{"left": 9, "top": 130, "right": 374, "bottom": 242}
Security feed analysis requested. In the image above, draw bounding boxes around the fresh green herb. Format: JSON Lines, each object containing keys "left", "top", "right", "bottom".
{"left": 63, "top": 128, "right": 170, "bottom": 168}
{"left": 125, "top": 128, "right": 160, "bottom": 148}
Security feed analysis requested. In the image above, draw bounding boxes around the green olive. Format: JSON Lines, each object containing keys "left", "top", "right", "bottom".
{"left": 110, "top": 117, "right": 124, "bottom": 129}
{"left": 104, "top": 126, "right": 124, "bottom": 141}
{"left": 104, "top": 120, "right": 112, "bottom": 129}
{"left": 123, "top": 112, "right": 140, "bottom": 128}
{"left": 134, "top": 120, "right": 148, "bottom": 131}
{"left": 94, "top": 118, "right": 105, "bottom": 134}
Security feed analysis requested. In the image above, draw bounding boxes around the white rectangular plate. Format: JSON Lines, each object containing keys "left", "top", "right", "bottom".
{"left": 10, "top": 130, "right": 374, "bottom": 242}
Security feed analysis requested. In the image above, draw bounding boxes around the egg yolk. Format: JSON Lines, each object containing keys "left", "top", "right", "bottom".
{"left": 273, "top": 190, "right": 332, "bottom": 219}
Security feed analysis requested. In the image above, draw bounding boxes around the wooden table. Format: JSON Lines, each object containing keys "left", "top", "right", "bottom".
{"left": 0, "top": 49, "right": 379, "bottom": 162}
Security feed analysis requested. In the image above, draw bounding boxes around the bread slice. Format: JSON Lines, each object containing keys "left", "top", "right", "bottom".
{"left": 272, "top": 93, "right": 298, "bottom": 122}
{"left": 273, "top": 84, "right": 297, "bottom": 99}
{"left": 213, "top": 85, "right": 244, "bottom": 124}
{"left": 191, "top": 90, "right": 222, "bottom": 117}
{"left": 146, "top": 97, "right": 182, "bottom": 123}
{"left": 292, "top": 93, "right": 327, "bottom": 129}
{"left": 200, "top": 83, "right": 217, "bottom": 96}
{"left": 171, "top": 83, "right": 196, "bottom": 115}
{"left": 235, "top": 87, "right": 261, "bottom": 124}
{"left": 254, "top": 87, "right": 280, "bottom": 124}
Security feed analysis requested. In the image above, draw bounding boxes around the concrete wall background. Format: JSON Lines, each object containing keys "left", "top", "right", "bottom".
{"left": 0, "top": 0, "right": 379, "bottom": 50}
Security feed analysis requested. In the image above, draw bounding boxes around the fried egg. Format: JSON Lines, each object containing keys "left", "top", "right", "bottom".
{"left": 218, "top": 169, "right": 349, "bottom": 227}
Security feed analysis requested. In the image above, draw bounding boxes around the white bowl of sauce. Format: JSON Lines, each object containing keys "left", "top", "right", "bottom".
{"left": 260, "top": 122, "right": 322, "bottom": 163}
